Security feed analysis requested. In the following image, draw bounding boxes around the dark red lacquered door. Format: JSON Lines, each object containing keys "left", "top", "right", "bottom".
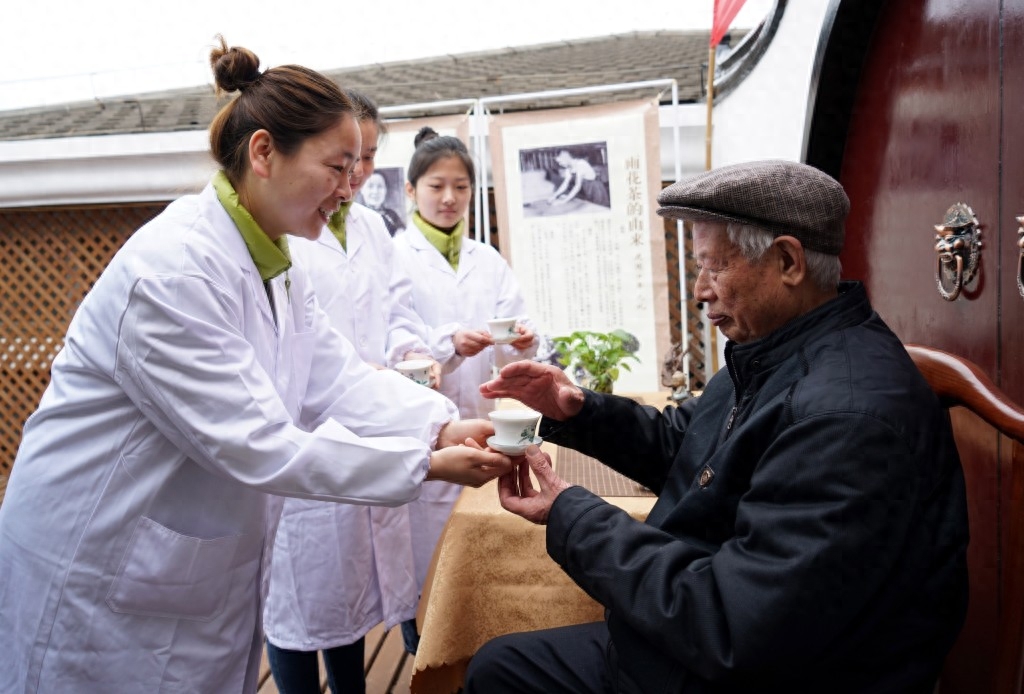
{"left": 835, "top": 0, "right": 1014, "bottom": 690}
{"left": 1004, "top": 1, "right": 1024, "bottom": 408}
{"left": 997, "top": 4, "right": 1024, "bottom": 692}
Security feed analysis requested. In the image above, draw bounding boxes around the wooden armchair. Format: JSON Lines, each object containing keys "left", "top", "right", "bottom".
{"left": 905, "top": 345, "right": 1024, "bottom": 693}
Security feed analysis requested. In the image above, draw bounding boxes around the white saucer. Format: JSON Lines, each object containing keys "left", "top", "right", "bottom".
{"left": 493, "top": 335, "right": 518, "bottom": 345}
{"left": 486, "top": 436, "right": 543, "bottom": 456}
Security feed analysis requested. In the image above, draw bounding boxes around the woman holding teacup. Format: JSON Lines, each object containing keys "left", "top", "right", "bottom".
{"left": 263, "top": 89, "right": 444, "bottom": 694}
{"left": 392, "top": 134, "right": 539, "bottom": 651}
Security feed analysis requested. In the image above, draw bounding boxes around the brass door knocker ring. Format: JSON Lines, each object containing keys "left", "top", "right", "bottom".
{"left": 934, "top": 203, "right": 982, "bottom": 301}
{"left": 1016, "top": 216, "right": 1024, "bottom": 300}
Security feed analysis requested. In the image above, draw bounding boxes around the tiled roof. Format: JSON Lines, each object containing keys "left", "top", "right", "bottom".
{"left": 0, "top": 31, "right": 720, "bottom": 142}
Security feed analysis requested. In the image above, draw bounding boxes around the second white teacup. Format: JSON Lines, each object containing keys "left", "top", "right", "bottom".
{"left": 489, "top": 409, "right": 542, "bottom": 445}
{"left": 395, "top": 359, "right": 433, "bottom": 387}
{"left": 487, "top": 317, "right": 519, "bottom": 344}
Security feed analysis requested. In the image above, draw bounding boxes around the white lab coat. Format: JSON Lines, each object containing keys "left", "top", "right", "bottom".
{"left": 393, "top": 226, "right": 537, "bottom": 588}
{"left": 0, "top": 184, "right": 457, "bottom": 693}
{"left": 265, "top": 204, "right": 430, "bottom": 650}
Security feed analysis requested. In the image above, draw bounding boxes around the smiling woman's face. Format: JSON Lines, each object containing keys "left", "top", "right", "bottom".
{"left": 245, "top": 114, "right": 360, "bottom": 241}
{"left": 350, "top": 119, "right": 379, "bottom": 197}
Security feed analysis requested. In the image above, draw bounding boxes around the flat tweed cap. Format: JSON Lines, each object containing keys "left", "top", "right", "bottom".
{"left": 657, "top": 159, "right": 850, "bottom": 255}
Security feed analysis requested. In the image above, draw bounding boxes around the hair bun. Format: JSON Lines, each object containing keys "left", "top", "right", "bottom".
{"left": 414, "top": 126, "right": 440, "bottom": 148}
{"left": 209, "top": 36, "right": 262, "bottom": 93}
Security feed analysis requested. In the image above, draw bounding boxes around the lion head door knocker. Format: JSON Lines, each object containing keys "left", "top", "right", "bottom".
{"left": 1016, "top": 215, "right": 1024, "bottom": 300}
{"left": 933, "top": 203, "right": 982, "bottom": 301}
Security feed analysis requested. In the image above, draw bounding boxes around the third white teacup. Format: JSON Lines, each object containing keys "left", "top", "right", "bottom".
{"left": 395, "top": 359, "right": 433, "bottom": 387}
{"left": 486, "top": 317, "right": 519, "bottom": 344}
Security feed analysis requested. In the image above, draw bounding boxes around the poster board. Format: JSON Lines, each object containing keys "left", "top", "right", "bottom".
{"left": 373, "top": 114, "right": 472, "bottom": 236}
{"left": 489, "top": 98, "right": 669, "bottom": 393}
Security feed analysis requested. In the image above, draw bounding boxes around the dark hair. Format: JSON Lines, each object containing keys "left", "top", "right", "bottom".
{"left": 344, "top": 87, "right": 388, "bottom": 139}
{"left": 407, "top": 135, "right": 475, "bottom": 186}
{"left": 413, "top": 126, "right": 439, "bottom": 148}
{"left": 207, "top": 35, "right": 356, "bottom": 184}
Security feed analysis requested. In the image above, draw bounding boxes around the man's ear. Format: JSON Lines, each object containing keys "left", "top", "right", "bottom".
{"left": 773, "top": 235, "right": 807, "bottom": 287}
{"left": 248, "top": 129, "right": 274, "bottom": 180}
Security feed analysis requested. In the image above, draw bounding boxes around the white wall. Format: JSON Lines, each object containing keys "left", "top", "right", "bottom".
{"left": 713, "top": 2, "right": 831, "bottom": 167}
{"left": 657, "top": 105, "right": 709, "bottom": 184}
{"left": 0, "top": 131, "right": 214, "bottom": 208}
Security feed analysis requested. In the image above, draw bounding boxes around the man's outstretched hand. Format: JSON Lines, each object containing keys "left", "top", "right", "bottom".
{"left": 479, "top": 361, "right": 585, "bottom": 422}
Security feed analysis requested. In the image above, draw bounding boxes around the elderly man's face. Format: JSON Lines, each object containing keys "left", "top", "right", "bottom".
{"left": 692, "top": 221, "right": 793, "bottom": 344}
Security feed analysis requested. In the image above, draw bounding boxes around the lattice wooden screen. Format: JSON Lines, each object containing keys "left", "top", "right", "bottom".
{"left": 1, "top": 204, "right": 165, "bottom": 479}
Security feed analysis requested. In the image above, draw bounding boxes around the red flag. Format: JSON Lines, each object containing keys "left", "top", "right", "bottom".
{"left": 711, "top": 0, "right": 748, "bottom": 47}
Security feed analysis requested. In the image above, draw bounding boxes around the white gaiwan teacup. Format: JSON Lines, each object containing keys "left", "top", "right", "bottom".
{"left": 395, "top": 359, "right": 433, "bottom": 387}
{"left": 487, "top": 317, "right": 520, "bottom": 344}
{"left": 487, "top": 409, "right": 542, "bottom": 455}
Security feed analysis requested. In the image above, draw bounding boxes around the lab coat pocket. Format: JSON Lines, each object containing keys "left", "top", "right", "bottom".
{"left": 106, "top": 516, "right": 241, "bottom": 621}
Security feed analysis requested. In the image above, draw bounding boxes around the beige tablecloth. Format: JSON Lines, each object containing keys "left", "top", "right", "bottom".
{"left": 410, "top": 395, "right": 668, "bottom": 694}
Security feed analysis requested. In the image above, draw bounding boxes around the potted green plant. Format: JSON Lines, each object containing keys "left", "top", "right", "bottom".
{"left": 552, "top": 329, "right": 640, "bottom": 394}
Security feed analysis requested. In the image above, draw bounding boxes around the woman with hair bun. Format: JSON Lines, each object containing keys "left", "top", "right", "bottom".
{"left": 0, "top": 37, "right": 510, "bottom": 692}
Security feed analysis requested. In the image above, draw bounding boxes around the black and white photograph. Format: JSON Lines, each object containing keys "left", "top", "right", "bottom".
{"left": 356, "top": 166, "right": 407, "bottom": 236}
{"left": 518, "top": 143, "right": 612, "bottom": 218}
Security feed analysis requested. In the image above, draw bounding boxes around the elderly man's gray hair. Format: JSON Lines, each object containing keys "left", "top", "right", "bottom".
{"left": 725, "top": 222, "right": 841, "bottom": 291}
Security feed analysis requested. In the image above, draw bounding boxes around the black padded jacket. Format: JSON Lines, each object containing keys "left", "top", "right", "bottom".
{"left": 542, "top": 281, "right": 969, "bottom": 694}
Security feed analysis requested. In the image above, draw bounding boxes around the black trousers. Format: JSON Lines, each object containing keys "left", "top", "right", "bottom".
{"left": 463, "top": 621, "right": 613, "bottom": 693}
{"left": 266, "top": 637, "right": 365, "bottom": 694}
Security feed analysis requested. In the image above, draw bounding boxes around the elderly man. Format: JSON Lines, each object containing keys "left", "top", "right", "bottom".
{"left": 464, "top": 160, "right": 968, "bottom": 693}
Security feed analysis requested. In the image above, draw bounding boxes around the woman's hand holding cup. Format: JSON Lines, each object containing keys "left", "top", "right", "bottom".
{"left": 453, "top": 329, "right": 493, "bottom": 357}
{"left": 427, "top": 437, "right": 511, "bottom": 487}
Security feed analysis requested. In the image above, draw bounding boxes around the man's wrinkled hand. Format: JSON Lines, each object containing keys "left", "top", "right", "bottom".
{"left": 480, "top": 361, "right": 585, "bottom": 421}
{"left": 496, "top": 445, "right": 571, "bottom": 525}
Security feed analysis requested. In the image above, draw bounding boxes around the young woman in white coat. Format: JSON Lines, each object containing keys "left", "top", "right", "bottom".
{"left": 0, "top": 40, "right": 510, "bottom": 694}
{"left": 393, "top": 135, "right": 538, "bottom": 650}
{"left": 264, "top": 89, "right": 438, "bottom": 694}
